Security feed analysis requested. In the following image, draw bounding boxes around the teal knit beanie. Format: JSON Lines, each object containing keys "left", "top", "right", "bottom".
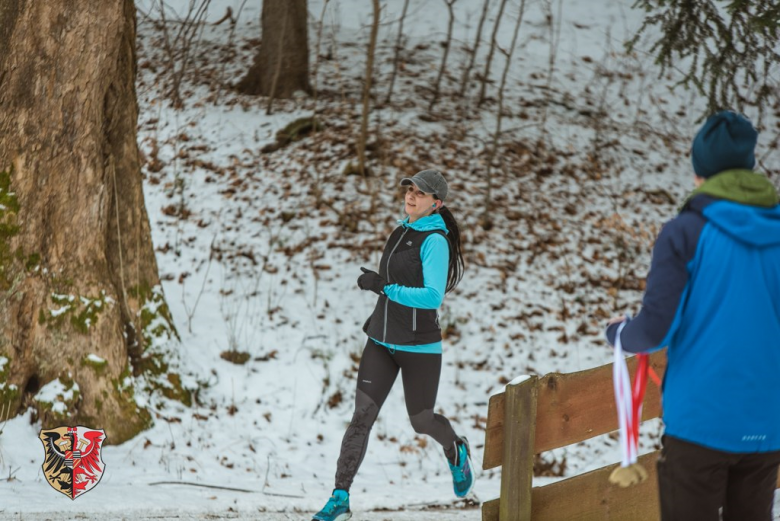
{"left": 691, "top": 111, "right": 757, "bottom": 178}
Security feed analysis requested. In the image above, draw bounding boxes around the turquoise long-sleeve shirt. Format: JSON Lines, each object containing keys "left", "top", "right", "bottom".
{"left": 372, "top": 213, "right": 449, "bottom": 354}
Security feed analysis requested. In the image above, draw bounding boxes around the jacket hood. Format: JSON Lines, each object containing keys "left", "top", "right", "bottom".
{"left": 685, "top": 169, "right": 779, "bottom": 209}
{"left": 398, "top": 213, "right": 449, "bottom": 233}
{"left": 682, "top": 170, "right": 780, "bottom": 248}
{"left": 702, "top": 200, "right": 780, "bottom": 248}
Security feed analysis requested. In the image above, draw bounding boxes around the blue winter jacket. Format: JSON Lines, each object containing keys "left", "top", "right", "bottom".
{"left": 607, "top": 171, "right": 780, "bottom": 453}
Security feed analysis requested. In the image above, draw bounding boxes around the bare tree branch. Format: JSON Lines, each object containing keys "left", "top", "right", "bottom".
{"left": 459, "top": 0, "right": 491, "bottom": 98}
{"left": 478, "top": 0, "right": 509, "bottom": 106}
{"left": 482, "top": 0, "right": 527, "bottom": 229}
{"left": 430, "top": 0, "right": 458, "bottom": 112}
{"left": 384, "top": 0, "right": 411, "bottom": 106}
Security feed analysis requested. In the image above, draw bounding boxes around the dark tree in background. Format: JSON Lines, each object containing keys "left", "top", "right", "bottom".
{"left": 629, "top": 0, "right": 780, "bottom": 118}
{"left": 238, "top": 0, "right": 312, "bottom": 98}
{"left": 356, "top": 0, "right": 381, "bottom": 177}
{"left": 0, "top": 0, "right": 183, "bottom": 444}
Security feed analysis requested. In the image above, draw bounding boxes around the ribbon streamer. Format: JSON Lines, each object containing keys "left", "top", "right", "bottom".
{"left": 609, "top": 321, "right": 650, "bottom": 487}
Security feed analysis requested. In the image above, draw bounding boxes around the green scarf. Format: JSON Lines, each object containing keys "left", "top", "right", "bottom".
{"left": 682, "top": 169, "right": 779, "bottom": 210}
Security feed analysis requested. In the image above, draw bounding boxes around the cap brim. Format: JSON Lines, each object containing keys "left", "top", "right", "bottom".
{"left": 400, "top": 177, "right": 435, "bottom": 194}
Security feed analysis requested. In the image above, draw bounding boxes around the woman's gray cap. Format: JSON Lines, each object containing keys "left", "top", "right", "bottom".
{"left": 400, "top": 169, "right": 449, "bottom": 201}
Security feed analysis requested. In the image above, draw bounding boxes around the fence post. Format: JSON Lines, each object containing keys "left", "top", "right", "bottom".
{"left": 500, "top": 376, "right": 538, "bottom": 521}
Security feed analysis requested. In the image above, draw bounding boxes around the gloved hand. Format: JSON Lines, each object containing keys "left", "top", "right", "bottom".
{"left": 357, "top": 267, "right": 387, "bottom": 295}
{"left": 605, "top": 314, "right": 632, "bottom": 346}
{"left": 609, "top": 462, "right": 648, "bottom": 488}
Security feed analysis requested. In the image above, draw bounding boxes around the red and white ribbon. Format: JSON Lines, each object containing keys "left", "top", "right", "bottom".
{"left": 612, "top": 321, "right": 650, "bottom": 467}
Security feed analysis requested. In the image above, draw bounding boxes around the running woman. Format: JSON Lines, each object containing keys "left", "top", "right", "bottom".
{"left": 312, "top": 170, "right": 471, "bottom": 521}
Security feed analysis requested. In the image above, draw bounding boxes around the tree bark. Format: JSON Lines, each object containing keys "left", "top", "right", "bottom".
{"left": 0, "top": 0, "right": 180, "bottom": 444}
{"left": 237, "top": 0, "right": 311, "bottom": 98}
{"left": 357, "top": 0, "right": 381, "bottom": 177}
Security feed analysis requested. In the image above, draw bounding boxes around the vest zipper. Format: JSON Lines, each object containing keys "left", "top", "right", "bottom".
{"left": 413, "top": 308, "right": 417, "bottom": 332}
{"left": 383, "top": 228, "right": 409, "bottom": 342}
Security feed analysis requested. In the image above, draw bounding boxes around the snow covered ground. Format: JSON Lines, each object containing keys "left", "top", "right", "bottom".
{"left": 1, "top": 0, "right": 779, "bottom": 519}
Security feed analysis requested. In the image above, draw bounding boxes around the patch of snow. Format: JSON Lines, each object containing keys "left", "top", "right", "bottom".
{"left": 34, "top": 377, "right": 79, "bottom": 405}
{"left": 49, "top": 305, "right": 70, "bottom": 317}
{"left": 1, "top": 0, "right": 777, "bottom": 519}
{"left": 87, "top": 354, "right": 106, "bottom": 364}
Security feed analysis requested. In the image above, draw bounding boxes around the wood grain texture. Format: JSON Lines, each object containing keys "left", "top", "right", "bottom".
{"left": 484, "top": 351, "right": 667, "bottom": 470}
{"left": 499, "top": 377, "right": 538, "bottom": 521}
{"left": 530, "top": 451, "right": 661, "bottom": 520}
{"left": 482, "top": 452, "right": 660, "bottom": 521}
{"left": 483, "top": 456, "right": 780, "bottom": 521}
{"left": 482, "top": 348, "right": 780, "bottom": 519}
{"left": 482, "top": 496, "right": 499, "bottom": 521}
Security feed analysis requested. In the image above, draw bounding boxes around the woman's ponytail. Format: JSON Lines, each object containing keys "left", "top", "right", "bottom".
{"left": 437, "top": 205, "right": 464, "bottom": 293}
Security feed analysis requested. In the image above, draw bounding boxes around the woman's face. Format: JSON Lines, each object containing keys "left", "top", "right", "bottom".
{"left": 404, "top": 183, "right": 438, "bottom": 222}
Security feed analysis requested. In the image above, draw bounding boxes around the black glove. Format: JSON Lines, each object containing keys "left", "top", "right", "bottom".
{"left": 357, "top": 267, "right": 387, "bottom": 295}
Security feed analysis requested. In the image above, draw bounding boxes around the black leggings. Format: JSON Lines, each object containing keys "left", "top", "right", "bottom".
{"left": 334, "top": 338, "right": 459, "bottom": 491}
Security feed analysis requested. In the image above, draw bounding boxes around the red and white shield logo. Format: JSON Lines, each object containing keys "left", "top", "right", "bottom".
{"left": 39, "top": 426, "right": 107, "bottom": 500}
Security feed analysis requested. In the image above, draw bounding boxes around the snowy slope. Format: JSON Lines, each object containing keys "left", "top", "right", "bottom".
{"left": 1, "top": 0, "right": 778, "bottom": 519}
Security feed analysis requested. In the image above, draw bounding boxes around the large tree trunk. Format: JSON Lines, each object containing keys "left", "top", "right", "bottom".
{"left": 237, "top": 0, "right": 311, "bottom": 98}
{"left": 0, "top": 0, "right": 182, "bottom": 444}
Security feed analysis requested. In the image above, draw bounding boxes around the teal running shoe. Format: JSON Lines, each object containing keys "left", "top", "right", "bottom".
{"left": 312, "top": 489, "right": 352, "bottom": 521}
{"left": 448, "top": 437, "right": 474, "bottom": 498}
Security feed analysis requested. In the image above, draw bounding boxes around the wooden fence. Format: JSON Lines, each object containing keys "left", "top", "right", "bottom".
{"left": 481, "top": 351, "right": 667, "bottom": 520}
{"left": 481, "top": 350, "right": 780, "bottom": 520}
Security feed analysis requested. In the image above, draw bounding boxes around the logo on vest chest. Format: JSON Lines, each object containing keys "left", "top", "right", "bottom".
{"left": 406, "top": 240, "right": 413, "bottom": 246}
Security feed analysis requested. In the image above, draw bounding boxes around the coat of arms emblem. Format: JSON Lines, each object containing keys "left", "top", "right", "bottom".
{"left": 39, "top": 426, "right": 106, "bottom": 499}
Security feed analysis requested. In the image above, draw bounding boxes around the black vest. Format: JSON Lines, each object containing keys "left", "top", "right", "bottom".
{"left": 363, "top": 225, "right": 447, "bottom": 345}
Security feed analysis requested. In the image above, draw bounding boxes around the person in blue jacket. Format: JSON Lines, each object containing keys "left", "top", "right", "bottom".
{"left": 605, "top": 111, "right": 780, "bottom": 521}
{"left": 313, "top": 169, "right": 471, "bottom": 521}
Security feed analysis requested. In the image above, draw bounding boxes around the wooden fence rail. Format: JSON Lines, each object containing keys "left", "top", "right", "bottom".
{"left": 482, "top": 349, "right": 780, "bottom": 520}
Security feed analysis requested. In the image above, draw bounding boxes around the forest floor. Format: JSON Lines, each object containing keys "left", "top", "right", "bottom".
{"left": 1, "top": 0, "right": 779, "bottom": 519}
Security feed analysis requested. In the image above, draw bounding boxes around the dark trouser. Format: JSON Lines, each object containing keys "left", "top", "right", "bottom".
{"left": 658, "top": 435, "right": 780, "bottom": 521}
{"left": 334, "top": 338, "right": 459, "bottom": 492}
